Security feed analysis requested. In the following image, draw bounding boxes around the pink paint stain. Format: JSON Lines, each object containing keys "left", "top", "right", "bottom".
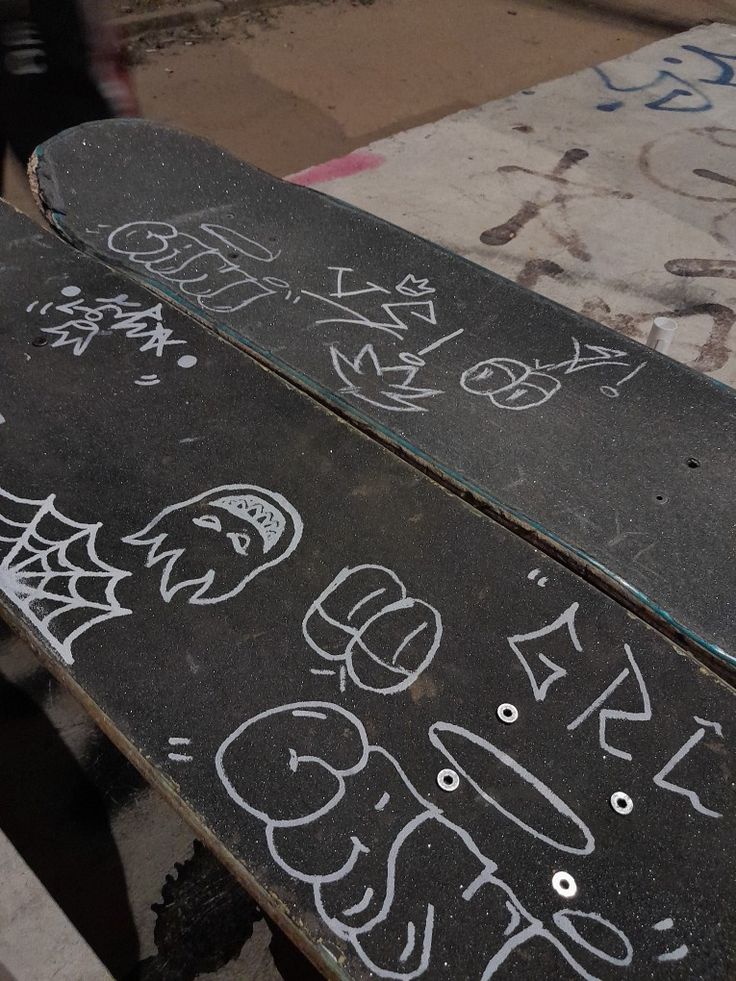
{"left": 288, "top": 150, "right": 385, "bottom": 187}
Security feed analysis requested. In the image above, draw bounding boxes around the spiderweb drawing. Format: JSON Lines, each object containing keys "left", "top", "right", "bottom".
{"left": 0, "top": 486, "right": 132, "bottom": 664}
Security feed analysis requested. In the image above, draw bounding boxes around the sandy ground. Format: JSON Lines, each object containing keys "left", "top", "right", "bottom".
{"left": 4, "top": 0, "right": 670, "bottom": 214}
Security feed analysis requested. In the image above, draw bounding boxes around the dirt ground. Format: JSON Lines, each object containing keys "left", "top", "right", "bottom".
{"left": 3, "top": 0, "right": 671, "bottom": 214}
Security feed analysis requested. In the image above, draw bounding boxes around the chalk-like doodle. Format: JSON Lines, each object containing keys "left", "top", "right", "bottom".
{"left": 653, "top": 717, "right": 725, "bottom": 818}
{"left": 428, "top": 722, "right": 595, "bottom": 855}
{"left": 566, "top": 644, "right": 652, "bottom": 760}
{"left": 167, "top": 737, "right": 193, "bottom": 763}
{"left": 28, "top": 286, "right": 190, "bottom": 360}
{"left": 330, "top": 344, "right": 443, "bottom": 412}
{"left": 303, "top": 266, "right": 438, "bottom": 341}
{"left": 507, "top": 602, "right": 582, "bottom": 701}
{"left": 460, "top": 338, "right": 646, "bottom": 411}
{"left": 302, "top": 565, "right": 442, "bottom": 694}
{"left": 395, "top": 275, "right": 436, "bottom": 298}
{"left": 0, "top": 484, "right": 131, "bottom": 664}
{"left": 653, "top": 919, "right": 688, "bottom": 963}
{"left": 461, "top": 357, "right": 561, "bottom": 410}
{"left": 107, "top": 222, "right": 283, "bottom": 313}
{"left": 216, "top": 702, "right": 645, "bottom": 979}
{"left": 123, "top": 485, "right": 302, "bottom": 605}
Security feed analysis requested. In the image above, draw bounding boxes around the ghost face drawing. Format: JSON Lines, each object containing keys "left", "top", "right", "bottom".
{"left": 123, "top": 485, "right": 303, "bottom": 604}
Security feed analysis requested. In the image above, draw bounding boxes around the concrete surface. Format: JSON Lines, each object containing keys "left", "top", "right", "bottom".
{"left": 4, "top": 0, "right": 671, "bottom": 213}
{"left": 296, "top": 21, "right": 736, "bottom": 387}
{"left": 0, "top": 830, "right": 112, "bottom": 980}
{"left": 132, "top": 0, "right": 671, "bottom": 176}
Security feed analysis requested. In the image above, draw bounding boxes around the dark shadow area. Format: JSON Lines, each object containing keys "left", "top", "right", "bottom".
{"left": 0, "top": 662, "right": 141, "bottom": 977}
{"left": 521, "top": 0, "right": 711, "bottom": 31}
{"left": 130, "top": 840, "right": 262, "bottom": 981}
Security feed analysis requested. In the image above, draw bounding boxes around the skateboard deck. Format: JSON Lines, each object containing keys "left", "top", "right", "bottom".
{"left": 31, "top": 119, "right": 736, "bottom": 673}
{"left": 2, "top": 202, "right": 735, "bottom": 980}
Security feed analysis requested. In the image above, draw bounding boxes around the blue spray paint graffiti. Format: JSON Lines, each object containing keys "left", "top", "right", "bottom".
{"left": 594, "top": 45, "right": 736, "bottom": 113}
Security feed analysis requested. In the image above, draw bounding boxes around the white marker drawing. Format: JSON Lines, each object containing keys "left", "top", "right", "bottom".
{"left": 599, "top": 363, "right": 646, "bottom": 399}
{"left": 216, "top": 702, "right": 633, "bottom": 980}
{"left": 395, "top": 276, "right": 436, "bottom": 298}
{"left": 330, "top": 325, "right": 464, "bottom": 414}
{"left": 527, "top": 568, "right": 548, "bottom": 587}
{"left": 123, "top": 485, "right": 302, "bottom": 605}
{"left": 329, "top": 266, "right": 390, "bottom": 299}
{"left": 657, "top": 945, "right": 689, "bottom": 963}
{"left": 30, "top": 289, "right": 187, "bottom": 359}
{"left": 428, "top": 723, "right": 595, "bottom": 855}
{"left": 552, "top": 910, "right": 632, "bottom": 967}
{"left": 303, "top": 292, "right": 437, "bottom": 341}
{"left": 0, "top": 412, "right": 5, "bottom": 425}
{"left": 460, "top": 339, "right": 646, "bottom": 411}
{"left": 653, "top": 717, "right": 724, "bottom": 818}
{"left": 0, "top": 485, "right": 131, "bottom": 664}
{"left": 507, "top": 602, "right": 582, "bottom": 701}
{"left": 107, "top": 222, "right": 282, "bottom": 314}
{"left": 302, "top": 565, "right": 442, "bottom": 694}
{"left": 651, "top": 918, "right": 688, "bottom": 964}
{"left": 135, "top": 374, "right": 161, "bottom": 387}
{"left": 302, "top": 265, "right": 442, "bottom": 341}
{"left": 566, "top": 644, "right": 652, "bottom": 760}
{"left": 167, "top": 736, "right": 193, "bottom": 762}
{"left": 330, "top": 344, "right": 443, "bottom": 413}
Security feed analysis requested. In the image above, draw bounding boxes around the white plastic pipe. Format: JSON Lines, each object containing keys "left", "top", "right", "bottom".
{"left": 647, "top": 316, "right": 678, "bottom": 354}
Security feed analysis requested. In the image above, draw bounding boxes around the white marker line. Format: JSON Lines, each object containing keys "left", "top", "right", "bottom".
{"left": 374, "top": 792, "right": 390, "bottom": 811}
{"left": 168, "top": 737, "right": 191, "bottom": 745}
{"left": 342, "top": 887, "right": 374, "bottom": 917}
{"left": 339, "top": 666, "right": 347, "bottom": 692}
{"left": 310, "top": 668, "right": 336, "bottom": 676}
{"left": 416, "top": 328, "right": 464, "bottom": 357}
{"left": 567, "top": 668, "right": 629, "bottom": 731}
{"left": 391, "top": 620, "right": 429, "bottom": 664}
{"left": 348, "top": 587, "right": 386, "bottom": 621}
{"left": 657, "top": 945, "right": 689, "bottom": 962}
{"left": 291, "top": 710, "right": 328, "bottom": 720}
{"left": 503, "top": 900, "right": 522, "bottom": 937}
{"left": 653, "top": 918, "right": 674, "bottom": 931}
{"left": 615, "top": 362, "right": 646, "bottom": 387}
{"left": 399, "top": 921, "right": 416, "bottom": 962}
{"left": 168, "top": 753, "right": 193, "bottom": 762}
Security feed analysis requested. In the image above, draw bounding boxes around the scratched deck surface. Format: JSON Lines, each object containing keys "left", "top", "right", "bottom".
{"left": 1, "top": 202, "right": 735, "bottom": 979}
{"left": 32, "top": 120, "right": 736, "bottom": 671}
